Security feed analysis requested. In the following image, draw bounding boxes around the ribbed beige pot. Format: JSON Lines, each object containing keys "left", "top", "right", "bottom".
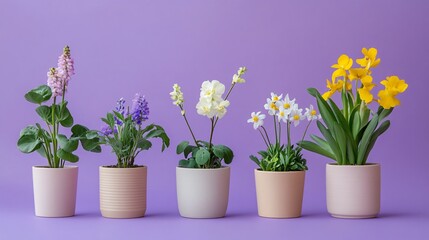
{"left": 326, "top": 163, "right": 380, "bottom": 219}
{"left": 32, "top": 166, "right": 78, "bottom": 217}
{"left": 176, "top": 166, "right": 230, "bottom": 218}
{"left": 255, "top": 169, "right": 305, "bottom": 218}
{"left": 100, "top": 166, "right": 147, "bottom": 218}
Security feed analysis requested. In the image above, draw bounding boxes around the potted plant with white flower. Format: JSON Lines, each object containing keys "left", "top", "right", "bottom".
{"left": 17, "top": 46, "right": 101, "bottom": 217}
{"left": 299, "top": 47, "right": 408, "bottom": 218}
{"left": 248, "top": 93, "right": 319, "bottom": 218}
{"left": 170, "top": 67, "right": 246, "bottom": 218}
{"left": 98, "top": 94, "right": 170, "bottom": 218}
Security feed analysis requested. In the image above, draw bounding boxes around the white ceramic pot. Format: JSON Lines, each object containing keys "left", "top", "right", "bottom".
{"left": 100, "top": 166, "right": 147, "bottom": 218}
{"left": 176, "top": 166, "right": 230, "bottom": 218}
{"left": 255, "top": 169, "right": 305, "bottom": 218}
{"left": 32, "top": 166, "right": 78, "bottom": 217}
{"left": 326, "top": 163, "right": 381, "bottom": 218}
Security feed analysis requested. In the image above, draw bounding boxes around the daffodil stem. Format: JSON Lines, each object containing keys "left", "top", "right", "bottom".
{"left": 273, "top": 116, "right": 278, "bottom": 145}
{"left": 258, "top": 129, "right": 269, "bottom": 148}
{"left": 261, "top": 126, "right": 272, "bottom": 146}
{"left": 301, "top": 120, "right": 312, "bottom": 143}
{"left": 278, "top": 120, "right": 281, "bottom": 145}
{"left": 287, "top": 121, "right": 291, "bottom": 148}
{"left": 180, "top": 106, "right": 199, "bottom": 147}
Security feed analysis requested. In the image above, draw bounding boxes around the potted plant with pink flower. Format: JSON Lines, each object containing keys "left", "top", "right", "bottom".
{"left": 170, "top": 67, "right": 246, "bottom": 218}
{"left": 17, "top": 46, "right": 101, "bottom": 217}
{"left": 300, "top": 47, "right": 408, "bottom": 218}
{"left": 248, "top": 93, "right": 320, "bottom": 218}
{"left": 97, "top": 94, "right": 170, "bottom": 218}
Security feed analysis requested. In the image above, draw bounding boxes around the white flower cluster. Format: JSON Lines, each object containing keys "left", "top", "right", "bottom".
{"left": 248, "top": 92, "right": 321, "bottom": 129}
{"left": 170, "top": 84, "right": 184, "bottom": 106}
{"left": 196, "top": 80, "right": 230, "bottom": 119}
{"left": 232, "top": 67, "right": 247, "bottom": 84}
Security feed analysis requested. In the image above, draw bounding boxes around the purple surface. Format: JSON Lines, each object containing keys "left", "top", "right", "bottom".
{"left": 1, "top": 0, "right": 428, "bottom": 239}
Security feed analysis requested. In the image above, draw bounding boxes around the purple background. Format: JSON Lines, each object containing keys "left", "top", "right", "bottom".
{"left": 1, "top": 0, "right": 428, "bottom": 239}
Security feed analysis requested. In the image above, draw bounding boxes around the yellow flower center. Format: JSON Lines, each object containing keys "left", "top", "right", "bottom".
{"left": 273, "top": 96, "right": 279, "bottom": 101}
{"left": 284, "top": 103, "right": 290, "bottom": 109}
{"left": 253, "top": 116, "right": 259, "bottom": 122}
{"left": 293, "top": 115, "right": 300, "bottom": 121}
{"left": 270, "top": 102, "right": 278, "bottom": 110}
{"left": 311, "top": 110, "right": 317, "bottom": 116}
{"left": 280, "top": 112, "right": 284, "bottom": 117}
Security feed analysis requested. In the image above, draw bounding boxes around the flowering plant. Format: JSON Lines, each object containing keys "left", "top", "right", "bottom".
{"left": 170, "top": 67, "right": 246, "bottom": 169}
{"left": 300, "top": 48, "right": 408, "bottom": 165}
{"left": 17, "top": 46, "right": 101, "bottom": 168}
{"left": 99, "top": 94, "right": 170, "bottom": 168}
{"left": 248, "top": 93, "right": 319, "bottom": 171}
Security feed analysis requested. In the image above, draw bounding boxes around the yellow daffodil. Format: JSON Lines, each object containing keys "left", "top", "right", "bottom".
{"left": 356, "top": 48, "right": 381, "bottom": 69}
{"left": 357, "top": 75, "right": 376, "bottom": 103}
{"left": 348, "top": 68, "right": 369, "bottom": 81}
{"left": 377, "top": 89, "right": 400, "bottom": 109}
{"left": 380, "top": 76, "right": 408, "bottom": 95}
{"left": 322, "top": 79, "right": 352, "bottom": 100}
{"left": 331, "top": 54, "right": 353, "bottom": 81}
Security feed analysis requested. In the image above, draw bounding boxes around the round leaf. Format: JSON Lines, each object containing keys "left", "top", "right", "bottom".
{"left": 195, "top": 148, "right": 210, "bottom": 165}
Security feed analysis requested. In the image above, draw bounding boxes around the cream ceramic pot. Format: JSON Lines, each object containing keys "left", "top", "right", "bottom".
{"left": 255, "top": 169, "right": 305, "bottom": 218}
{"left": 176, "top": 166, "right": 230, "bottom": 218}
{"left": 100, "top": 166, "right": 147, "bottom": 218}
{"left": 326, "top": 163, "right": 380, "bottom": 218}
{"left": 32, "top": 166, "right": 78, "bottom": 217}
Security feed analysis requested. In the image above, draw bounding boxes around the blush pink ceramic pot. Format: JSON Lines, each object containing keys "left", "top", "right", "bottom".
{"left": 100, "top": 166, "right": 147, "bottom": 218}
{"left": 176, "top": 166, "right": 230, "bottom": 218}
{"left": 32, "top": 166, "right": 78, "bottom": 217}
{"left": 255, "top": 169, "right": 305, "bottom": 218}
{"left": 326, "top": 163, "right": 381, "bottom": 218}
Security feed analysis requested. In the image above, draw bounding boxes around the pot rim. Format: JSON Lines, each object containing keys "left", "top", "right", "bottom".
{"left": 176, "top": 166, "right": 230, "bottom": 171}
{"left": 32, "top": 165, "right": 78, "bottom": 169}
{"left": 100, "top": 165, "right": 147, "bottom": 169}
{"left": 327, "top": 163, "right": 380, "bottom": 168}
{"left": 254, "top": 168, "right": 306, "bottom": 174}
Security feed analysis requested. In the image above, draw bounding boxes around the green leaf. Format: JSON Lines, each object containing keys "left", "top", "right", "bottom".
{"left": 86, "top": 131, "right": 99, "bottom": 140}
{"left": 195, "top": 148, "right": 210, "bottom": 165}
{"left": 299, "top": 140, "right": 336, "bottom": 161}
{"left": 24, "top": 85, "right": 52, "bottom": 104}
{"left": 81, "top": 139, "right": 100, "bottom": 152}
{"left": 19, "top": 125, "right": 39, "bottom": 137}
{"left": 57, "top": 149, "right": 79, "bottom": 163}
{"left": 176, "top": 141, "right": 189, "bottom": 154}
{"left": 332, "top": 123, "right": 347, "bottom": 164}
{"left": 184, "top": 145, "right": 195, "bottom": 158}
{"left": 249, "top": 155, "right": 260, "bottom": 166}
{"left": 17, "top": 134, "right": 42, "bottom": 153}
{"left": 179, "top": 159, "right": 189, "bottom": 167}
{"left": 57, "top": 134, "right": 78, "bottom": 152}
{"left": 212, "top": 145, "right": 225, "bottom": 159}
{"left": 137, "top": 138, "right": 152, "bottom": 150}
{"left": 35, "top": 105, "right": 52, "bottom": 123}
{"left": 317, "top": 120, "right": 342, "bottom": 164}
{"left": 60, "top": 114, "right": 73, "bottom": 127}
{"left": 71, "top": 124, "right": 89, "bottom": 137}
{"left": 357, "top": 115, "right": 379, "bottom": 165}
{"left": 361, "top": 120, "right": 390, "bottom": 164}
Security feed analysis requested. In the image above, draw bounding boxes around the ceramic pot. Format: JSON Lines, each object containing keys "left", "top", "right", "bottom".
{"left": 176, "top": 166, "right": 230, "bottom": 218}
{"left": 32, "top": 166, "right": 78, "bottom": 217}
{"left": 326, "top": 163, "right": 381, "bottom": 218}
{"left": 255, "top": 169, "right": 305, "bottom": 218}
{"left": 100, "top": 166, "right": 147, "bottom": 218}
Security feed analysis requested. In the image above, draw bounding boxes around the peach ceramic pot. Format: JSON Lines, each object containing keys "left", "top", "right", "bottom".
{"left": 176, "top": 166, "right": 230, "bottom": 218}
{"left": 255, "top": 169, "right": 305, "bottom": 218}
{"left": 32, "top": 166, "right": 78, "bottom": 217}
{"left": 100, "top": 166, "right": 147, "bottom": 218}
{"left": 326, "top": 163, "right": 381, "bottom": 219}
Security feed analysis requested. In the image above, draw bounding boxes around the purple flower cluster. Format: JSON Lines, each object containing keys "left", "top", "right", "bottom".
{"left": 115, "top": 98, "right": 126, "bottom": 125}
{"left": 101, "top": 125, "right": 114, "bottom": 136}
{"left": 131, "top": 93, "right": 149, "bottom": 125}
{"left": 47, "top": 46, "right": 74, "bottom": 98}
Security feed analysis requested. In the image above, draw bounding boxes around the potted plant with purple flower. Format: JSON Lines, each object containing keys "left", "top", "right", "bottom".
{"left": 98, "top": 94, "right": 170, "bottom": 218}
{"left": 170, "top": 67, "right": 246, "bottom": 218}
{"left": 17, "top": 46, "right": 101, "bottom": 217}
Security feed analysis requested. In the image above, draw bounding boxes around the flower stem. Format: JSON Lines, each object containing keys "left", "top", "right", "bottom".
{"left": 261, "top": 126, "right": 272, "bottom": 146}
{"left": 287, "top": 121, "right": 291, "bottom": 147}
{"left": 180, "top": 106, "right": 199, "bottom": 147}
{"left": 51, "top": 97, "right": 58, "bottom": 168}
{"left": 273, "top": 116, "right": 278, "bottom": 145}
{"left": 301, "top": 120, "right": 312, "bottom": 143}
{"left": 258, "top": 128, "right": 269, "bottom": 147}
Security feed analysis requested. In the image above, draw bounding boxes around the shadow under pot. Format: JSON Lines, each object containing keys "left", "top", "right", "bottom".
{"left": 32, "top": 166, "right": 78, "bottom": 217}
{"left": 255, "top": 169, "right": 305, "bottom": 218}
{"left": 176, "top": 166, "right": 230, "bottom": 218}
{"left": 326, "top": 163, "right": 381, "bottom": 219}
{"left": 99, "top": 166, "right": 147, "bottom": 219}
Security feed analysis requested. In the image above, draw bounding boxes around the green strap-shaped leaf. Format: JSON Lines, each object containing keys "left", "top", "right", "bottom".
{"left": 317, "top": 120, "right": 342, "bottom": 164}
{"left": 299, "top": 141, "right": 336, "bottom": 160}
{"left": 361, "top": 120, "right": 390, "bottom": 164}
{"left": 332, "top": 123, "right": 347, "bottom": 164}
{"left": 357, "top": 115, "right": 379, "bottom": 165}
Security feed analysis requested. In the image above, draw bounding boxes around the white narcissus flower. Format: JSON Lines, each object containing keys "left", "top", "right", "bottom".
{"left": 289, "top": 106, "right": 305, "bottom": 127}
{"left": 305, "top": 104, "right": 321, "bottom": 121}
{"left": 170, "top": 83, "right": 184, "bottom": 106}
{"left": 276, "top": 94, "right": 296, "bottom": 115}
{"left": 247, "top": 111, "right": 266, "bottom": 129}
{"left": 276, "top": 107, "right": 289, "bottom": 123}
{"left": 264, "top": 98, "right": 279, "bottom": 116}
{"left": 200, "top": 80, "right": 225, "bottom": 101}
{"left": 270, "top": 92, "right": 283, "bottom": 102}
